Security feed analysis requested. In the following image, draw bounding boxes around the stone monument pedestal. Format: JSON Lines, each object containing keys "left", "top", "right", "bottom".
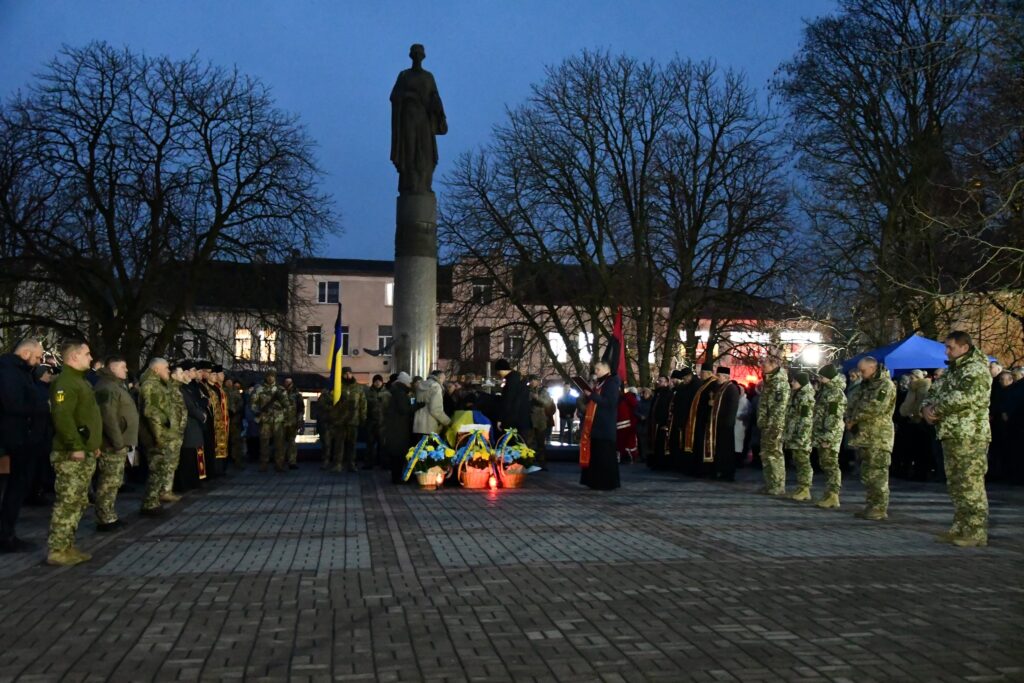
{"left": 393, "top": 192, "right": 438, "bottom": 378}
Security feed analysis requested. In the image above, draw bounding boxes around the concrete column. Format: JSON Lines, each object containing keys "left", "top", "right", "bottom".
{"left": 393, "top": 192, "right": 437, "bottom": 379}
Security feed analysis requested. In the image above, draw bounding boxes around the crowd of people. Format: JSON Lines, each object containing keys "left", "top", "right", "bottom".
{"left": 0, "top": 330, "right": 1014, "bottom": 566}
{"left": 630, "top": 331, "right": 1008, "bottom": 548}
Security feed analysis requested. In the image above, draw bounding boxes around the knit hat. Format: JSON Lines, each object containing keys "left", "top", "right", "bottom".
{"left": 818, "top": 365, "right": 838, "bottom": 380}
{"left": 716, "top": 367, "right": 731, "bottom": 376}
{"left": 700, "top": 362, "right": 714, "bottom": 372}
{"left": 679, "top": 367, "right": 693, "bottom": 377}
{"left": 910, "top": 369, "right": 925, "bottom": 379}
{"left": 494, "top": 358, "right": 512, "bottom": 372}
{"left": 394, "top": 371, "right": 412, "bottom": 386}
{"left": 795, "top": 372, "right": 810, "bottom": 387}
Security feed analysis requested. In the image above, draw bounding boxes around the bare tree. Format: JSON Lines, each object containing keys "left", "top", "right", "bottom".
{"left": 0, "top": 43, "right": 334, "bottom": 367}
{"left": 440, "top": 51, "right": 793, "bottom": 385}
{"left": 776, "top": 0, "right": 990, "bottom": 346}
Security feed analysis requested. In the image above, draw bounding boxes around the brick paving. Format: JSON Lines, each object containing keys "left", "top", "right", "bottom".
{"left": 0, "top": 461, "right": 1022, "bottom": 682}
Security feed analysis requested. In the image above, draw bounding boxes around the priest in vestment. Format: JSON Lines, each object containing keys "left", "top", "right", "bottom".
{"left": 705, "top": 367, "right": 742, "bottom": 481}
{"left": 682, "top": 363, "right": 718, "bottom": 476}
{"left": 579, "top": 361, "right": 621, "bottom": 490}
{"left": 667, "top": 368, "right": 696, "bottom": 470}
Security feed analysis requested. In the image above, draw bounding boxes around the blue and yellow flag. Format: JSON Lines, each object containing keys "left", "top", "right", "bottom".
{"left": 327, "top": 303, "right": 343, "bottom": 404}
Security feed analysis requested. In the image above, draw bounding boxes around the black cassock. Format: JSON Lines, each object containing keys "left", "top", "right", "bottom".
{"left": 681, "top": 378, "right": 718, "bottom": 476}
{"left": 704, "top": 381, "right": 741, "bottom": 481}
{"left": 667, "top": 380, "right": 697, "bottom": 471}
{"left": 647, "top": 386, "right": 674, "bottom": 470}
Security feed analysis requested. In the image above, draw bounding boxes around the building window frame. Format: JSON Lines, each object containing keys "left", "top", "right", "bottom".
{"left": 306, "top": 325, "right": 322, "bottom": 356}
{"left": 317, "top": 280, "right": 340, "bottom": 304}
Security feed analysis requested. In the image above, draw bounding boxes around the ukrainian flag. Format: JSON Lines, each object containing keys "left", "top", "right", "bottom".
{"left": 328, "top": 303, "right": 343, "bottom": 404}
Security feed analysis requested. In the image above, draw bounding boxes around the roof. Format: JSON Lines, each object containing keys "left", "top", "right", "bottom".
{"left": 187, "top": 261, "right": 290, "bottom": 312}
{"left": 294, "top": 258, "right": 395, "bottom": 276}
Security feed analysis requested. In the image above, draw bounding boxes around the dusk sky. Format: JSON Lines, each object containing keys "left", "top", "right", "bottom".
{"left": 0, "top": 0, "right": 836, "bottom": 260}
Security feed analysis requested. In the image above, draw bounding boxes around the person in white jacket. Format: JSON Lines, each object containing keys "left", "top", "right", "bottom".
{"left": 734, "top": 385, "right": 751, "bottom": 465}
{"left": 413, "top": 370, "right": 451, "bottom": 438}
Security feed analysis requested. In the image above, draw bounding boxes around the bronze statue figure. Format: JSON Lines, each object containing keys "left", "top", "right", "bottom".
{"left": 390, "top": 44, "right": 447, "bottom": 195}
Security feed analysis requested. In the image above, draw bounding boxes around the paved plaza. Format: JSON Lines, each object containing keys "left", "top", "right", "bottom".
{"left": 0, "top": 461, "right": 1022, "bottom": 682}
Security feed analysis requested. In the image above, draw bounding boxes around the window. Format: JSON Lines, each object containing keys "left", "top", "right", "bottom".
{"left": 385, "top": 282, "right": 394, "bottom": 307}
{"left": 377, "top": 325, "right": 393, "bottom": 355}
{"left": 471, "top": 278, "right": 493, "bottom": 305}
{"left": 504, "top": 332, "right": 525, "bottom": 361}
{"left": 472, "top": 327, "right": 491, "bottom": 363}
{"left": 234, "top": 329, "right": 253, "bottom": 360}
{"left": 192, "top": 329, "right": 209, "bottom": 358}
{"left": 258, "top": 330, "right": 278, "bottom": 362}
{"left": 546, "top": 332, "right": 568, "bottom": 363}
{"left": 438, "top": 326, "right": 461, "bottom": 360}
{"left": 340, "top": 326, "right": 350, "bottom": 356}
{"left": 306, "top": 326, "right": 322, "bottom": 356}
{"left": 317, "top": 281, "right": 340, "bottom": 304}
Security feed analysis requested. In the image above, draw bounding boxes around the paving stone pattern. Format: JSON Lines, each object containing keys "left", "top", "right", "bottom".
{"left": 0, "top": 462, "right": 1022, "bottom": 682}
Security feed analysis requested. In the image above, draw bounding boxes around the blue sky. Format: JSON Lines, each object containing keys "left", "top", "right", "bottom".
{"left": 0, "top": 0, "right": 836, "bottom": 260}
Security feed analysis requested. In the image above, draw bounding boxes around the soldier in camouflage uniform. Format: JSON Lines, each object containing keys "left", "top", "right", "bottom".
{"left": 756, "top": 355, "right": 790, "bottom": 495}
{"left": 363, "top": 374, "right": 390, "bottom": 469}
{"left": 252, "top": 371, "right": 291, "bottom": 472}
{"left": 844, "top": 356, "right": 896, "bottom": 520}
{"left": 46, "top": 341, "right": 102, "bottom": 567}
{"left": 282, "top": 377, "right": 304, "bottom": 469}
{"left": 784, "top": 371, "right": 815, "bottom": 501}
{"left": 315, "top": 387, "right": 334, "bottom": 469}
{"left": 140, "top": 359, "right": 187, "bottom": 514}
{"left": 812, "top": 365, "right": 847, "bottom": 508}
{"left": 93, "top": 356, "right": 139, "bottom": 531}
{"left": 922, "top": 331, "right": 992, "bottom": 547}
{"left": 225, "top": 379, "right": 245, "bottom": 468}
{"left": 327, "top": 369, "right": 367, "bottom": 472}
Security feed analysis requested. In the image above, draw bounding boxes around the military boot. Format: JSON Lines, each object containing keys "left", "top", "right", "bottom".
{"left": 935, "top": 530, "right": 959, "bottom": 543}
{"left": 951, "top": 534, "right": 988, "bottom": 548}
{"left": 46, "top": 549, "right": 84, "bottom": 567}
{"left": 854, "top": 508, "right": 888, "bottom": 521}
{"left": 768, "top": 488, "right": 787, "bottom": 497}
{"left": 159, "top": 492, "right": 182, "bottom": 503}
{"left": 790, "top": 487, "right": 812, "bottom": 502}
{"left": 69, "top": 547, "right": 92, "bottom": 563}
{"left": 815, "top": 492, "right": 841, "bottom": 509}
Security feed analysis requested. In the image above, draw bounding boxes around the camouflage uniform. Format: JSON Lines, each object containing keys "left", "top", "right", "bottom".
{"left": 364, "top": 384, "right": 390, "bottom": 468}
{"left": 282, "top": 386, "right": 302, "bottom": 466}
{"left": 94, "top": 368, "right": 139, "bottom": 525}
{"left": 253, "top": 380, "right": 290, "bottom": 469}
{"left": 226, "top": 386, "right": 244, "bottom": 467}
{"left": 784, "top": 382, "right": 816, "bottom": 490}
{"left": 139, "top": 369, "right": 187, "bottom": 509}
{"left": 812, "top": 373, "right": 847, "bottom": 496}
{"left": 756, "top": 365, "right": 790, "bottom": 494}
{"left": 327, "top": 380, "right": 367, "bottom": 471}
{"left": 315, "top": 389, "right": 334, "bottom": 466}
{"left": 47, "top": 366, "right": 102, "bottom": 554}
{"left": 922, "top": 346, "right": 992, "bottom": 542}
{"left": 845, "top": 370, "right": 896, "bottom": 516}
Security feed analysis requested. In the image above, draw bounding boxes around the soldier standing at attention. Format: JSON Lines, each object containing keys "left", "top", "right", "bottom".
{"left": 93, "top": 355, "right": 139, "bottom": 531}
{"left": 812, "top": 365, "right": 847, "bottom": 509}
{"left": 253, "top": 371, "right": 290, "bottom": 472}
{"left": 363, "top": 375, "right": 389, "bottom": 469}
{"left": 224, "top": 378, "right": 245, "bottom": 469}
{"left": 46, "top": 340, "right": 102, "bottom": 566}
{"left": 757, "top": 354, "right": 790, "bottom": 496}
{"left": 922, "top": 331, "right": 993, "bottom": 547}
{"left": 784, "top": 371, "right": 815, "bottom": 501}
{"left": 139, "top": 358, "right": 186, "bottom": 515}
{"left": 328, "top": 368, "right": 367, "bottom": 473}
{"left": 844, "top": 356, "right": 896, "bottom": 520}
{"left": 281, "top": 377, "right": 303, "bottom": 470}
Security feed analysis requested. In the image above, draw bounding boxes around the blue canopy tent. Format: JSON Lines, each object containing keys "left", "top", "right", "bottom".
{"left": 841, "top": 335, "right": 952, "bottom": 375}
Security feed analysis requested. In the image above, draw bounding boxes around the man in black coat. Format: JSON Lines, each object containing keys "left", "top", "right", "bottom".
{"left": 667, "top": 367, "right": 696, "bottom": 471}
{"left": 0, "top": 340, "right": 48, "bottom": 552}
{"left": 647, "top": 372, "right": 677, "bottom": 470}
{"left": 384, "top": 372, "right": 416, "bottom": 484}
{"left": 494, "top": 359, "right": 531, "bottom": 437}
{"left": 707, "top": 367, "right": 742, "bottom": 481}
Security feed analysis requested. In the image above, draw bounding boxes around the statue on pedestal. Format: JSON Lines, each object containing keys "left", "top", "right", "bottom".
{"left": 390, "top": 43, "right": 447, "bottom": 195}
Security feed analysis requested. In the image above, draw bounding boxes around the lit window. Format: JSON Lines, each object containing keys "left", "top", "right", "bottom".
{"left": 257, "top": 330, "right": 277, "bottom": 362}
{"left": 547, "top": 332, "right": 568, "bottom": 363}
{"left": 317, "top": 281, "right": 340, "bottom": 304}
{"left": 385, "top": 282, "right": 394, "bottom": 307}
{"left": 234, "top": 329, "right": 253, "bottom": 360}
{"left": 306, "top": 326, "right": 322, "bottom": 356}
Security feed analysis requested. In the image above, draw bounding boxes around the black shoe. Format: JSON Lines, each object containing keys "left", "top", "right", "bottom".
{"left": 0, "top": 537, "right": 37, "bottom": 553}
{"left": 96, "top": 519, "right": 124, "bottom": 532}
{"left": 289, "top": 464, "right": 299, "bottom": 470}
{"left": 139, "top": 506, "right": 166, "bottom": 518}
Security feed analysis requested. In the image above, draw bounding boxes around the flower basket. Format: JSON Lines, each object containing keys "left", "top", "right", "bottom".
{"left": 502, "top": 463, "right": 528, "bottom": 489}
{"left": 415, "top": 466, "right": 446, "bottom": 489}
{"left": 402, "top": 434, "right": 455, "bottom": 483}
{"left": 459, "top": 462, "right": 492, "bottom": 489}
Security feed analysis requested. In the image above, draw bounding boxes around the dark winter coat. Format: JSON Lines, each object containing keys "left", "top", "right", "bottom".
{"left": 498, "top": 370, "right": 532, "bottom": 434}
{"left": 0, "top": 353, "right": 51, "bottom": 453}
{"left": 180, "top": 384, "right": 208, "bottom": 449}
